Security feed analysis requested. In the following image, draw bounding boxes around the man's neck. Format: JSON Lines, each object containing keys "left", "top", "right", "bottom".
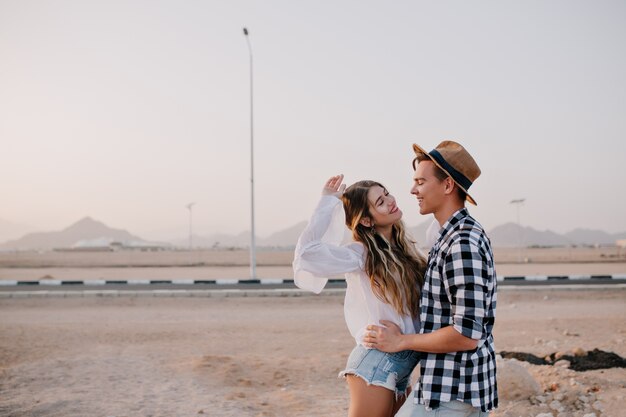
{"left": 434, "top": 201, "right": 465, "bottom": 227}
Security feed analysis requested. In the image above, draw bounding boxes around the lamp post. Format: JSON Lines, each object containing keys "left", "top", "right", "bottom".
{"left": 243, "top": 27, "right": 257, "bottom": 279}
{"left": 186, "top": 202, "right": 196, "bottom": 250}
{"left": 509, "top": 198, "right": 525, "bottom": 262}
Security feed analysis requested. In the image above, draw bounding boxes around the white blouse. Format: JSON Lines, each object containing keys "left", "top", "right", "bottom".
{"left": 293, "top": 195, "right": 420, "bottom": 346}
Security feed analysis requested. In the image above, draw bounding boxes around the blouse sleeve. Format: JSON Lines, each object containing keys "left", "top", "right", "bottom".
{"left": 293, "top": 195, "right": 364, "bottom": 294}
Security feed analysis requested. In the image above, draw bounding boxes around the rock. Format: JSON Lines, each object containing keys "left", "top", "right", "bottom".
{"left": 535, "top": 414, "right": 554, "bottom": 417}
{"left": 591, "top": 400, "right": 604, "bottom": 411}
{"left": 549, "top": 400, "right": 563, "bottom": 411}
{"left": 555, "top": 359, "right": 570, "bottom": 368}
{"left": 579, "top": 395, "right": 589, "bottom": 403}
{"left": 554, "top": 393, "right": 564, "bottom": 401}
{"left": 573, "top": 347, "right": 587, "bottom": 357}
{"left": 582, "top": 414, "right": 597, "bottom": 417}
{"left": 496, "top": 357, "right": 542, "bottom": 400}
{"left": 569, "top": 378, "right": 581, "bottom": 387}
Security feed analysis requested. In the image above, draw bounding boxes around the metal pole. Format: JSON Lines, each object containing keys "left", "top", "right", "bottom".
{"left": 243, "top": 27, "right": 257, "bottom": 279}
{"left": 510, "top": 199, "right": 525, "bottom": 263}
{"left": 186, "top": 202, "right": 196, "bottom": 250}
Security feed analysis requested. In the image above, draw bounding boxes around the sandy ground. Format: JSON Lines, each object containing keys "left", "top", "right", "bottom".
{"left": 1, "top": 248, "right": 624, "bottom": 282}
{"left": 1, "top": 263, "right": 626, "bottom": 282}
{"left": 1, "top": 247, "right": 624, "bottom": 268}
{"left": 1, "top": 288, "right": 625, "bottom": 417}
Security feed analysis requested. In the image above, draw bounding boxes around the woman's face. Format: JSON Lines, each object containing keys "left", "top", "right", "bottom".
{"left": 366, "top": 185, "right": 402, "bottom": 227}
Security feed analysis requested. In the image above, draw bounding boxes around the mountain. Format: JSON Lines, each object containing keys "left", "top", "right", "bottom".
{"left": 0, "top": 217, "right": 146, "bottom": 250}
{"left": 3, "top": 216, "right": 625, "bottom": 250}
{"left": 172, "top": 231, "right": 251, "bottom": 249}
{"left": 259, "top": 221, "right": 307, "bottom": 248}
{"left": 172, "top": 223, "right": 311, "bottom": 249}
{"left": 182, "top": 221, "right": 626, "bottom": 249}
{"left": 187, "top": 219, "right": 434, "bottom": 249}
{"left": 564, "top": 228, "right": 621, "bottom": 246}
{"left": 488, "top": 223, "right": 570, "bottom": 247}
{"left": 0, "top": 218, "right": 35, "bottom": 243}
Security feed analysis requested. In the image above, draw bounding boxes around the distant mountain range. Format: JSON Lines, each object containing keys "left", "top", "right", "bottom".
{"left": 0, "top": 217, "right": 624, "bottom": 251}
{"left": 489, "top": 223, "right": 626, "bottom": 247}
{"left": 0, "top": 218, "right": 35, "bottom": 243}
{"left": 0, "top": 217, "right": 159, "bottom": 251}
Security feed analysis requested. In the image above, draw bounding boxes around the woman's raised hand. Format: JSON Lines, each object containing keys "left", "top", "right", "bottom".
{"left": 322, "top": 174, "right": 346, "bottom": 198}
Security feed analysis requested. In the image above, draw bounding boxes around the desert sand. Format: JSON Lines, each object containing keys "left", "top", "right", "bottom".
{"left": 1, "top": 287, "right": 625, "bottom": 417}
{"left": 1, "top": 247, "right": 625, "bottom": 282}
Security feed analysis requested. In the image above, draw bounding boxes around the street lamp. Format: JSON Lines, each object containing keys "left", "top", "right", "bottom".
{"left": 186, "top": 202, "right": 196, "bottom": 250}
{"left": 509, "top": 198, "right": 525, "bottom": 262}
{"left": 243, "top": 27, "right": 257, "bottom": 279}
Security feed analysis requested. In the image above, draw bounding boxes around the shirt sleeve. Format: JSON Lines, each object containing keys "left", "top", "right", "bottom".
{"left": 442, "top": 235, "right": 490, "bottom": 340}
{"left": 293, "top": 195, "right": 364, "bottom": 294}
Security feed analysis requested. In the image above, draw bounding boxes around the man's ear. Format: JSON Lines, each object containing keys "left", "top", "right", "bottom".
{"left": 443, "top": 177, "right": 456, "bottom": 195}
{"left": 359, "top": 217, "right": 372, "bottom": 227}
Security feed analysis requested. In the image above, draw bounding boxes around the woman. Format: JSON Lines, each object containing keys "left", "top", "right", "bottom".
{"left": 293, "top": 174, "right": 427, "bottom": 417}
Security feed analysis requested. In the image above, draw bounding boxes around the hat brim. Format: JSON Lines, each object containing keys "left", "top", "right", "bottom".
{"left": 412, "top": 143, "right": 477, "bottom": 206}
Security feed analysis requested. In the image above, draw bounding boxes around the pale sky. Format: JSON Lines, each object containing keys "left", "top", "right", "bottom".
{"left": 1, "top": 0, "right": 625, "bottom": 241}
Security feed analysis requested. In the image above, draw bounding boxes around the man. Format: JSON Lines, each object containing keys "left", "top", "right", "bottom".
{"left": 364, "top": 141, "right": 498, "bottom": 416}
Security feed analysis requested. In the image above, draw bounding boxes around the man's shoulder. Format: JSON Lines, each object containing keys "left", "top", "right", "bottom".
{"left": 447, "top": 215, "right": 484, "bottom": 241}
{"left": 440, "top": 215, "right": 493, "bottom": 257}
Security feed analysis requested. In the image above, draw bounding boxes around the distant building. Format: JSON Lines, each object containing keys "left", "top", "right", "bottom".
{"left": 54, "top": 238, "right": 172, "bottom": 252}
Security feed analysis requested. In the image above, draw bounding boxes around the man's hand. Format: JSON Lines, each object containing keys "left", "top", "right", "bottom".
{"left": 322, "top": 174, "right": 346, "bottom": 198}
{"left": 362, "top": 320, "right": 405, "bottom": 353}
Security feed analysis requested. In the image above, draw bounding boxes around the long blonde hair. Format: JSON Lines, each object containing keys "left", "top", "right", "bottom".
{"left": 342, "top": 180, "right": 426, "bottom": 318}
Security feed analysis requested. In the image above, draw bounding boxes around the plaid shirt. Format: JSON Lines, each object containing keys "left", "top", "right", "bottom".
{"left": 415, "top": 208, "right": 498, "bottom": 412}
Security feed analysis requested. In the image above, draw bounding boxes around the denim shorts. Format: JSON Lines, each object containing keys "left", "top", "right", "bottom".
{"left": 339, "top": 344, "right": 420, "bottom": 396}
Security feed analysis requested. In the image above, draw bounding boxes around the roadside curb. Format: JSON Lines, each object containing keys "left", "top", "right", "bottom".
{"left": 0, "top": 288, "right": 347, "bottom": 298}
{"left": 1, "top": 274, "right": 625, "bottom": 287}
{"left": 1, "top": 285, "right": 625, "bottom": 299}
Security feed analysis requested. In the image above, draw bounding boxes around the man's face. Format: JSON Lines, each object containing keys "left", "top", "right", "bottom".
{"left": 410, "top": 160, "right": 447, "bottom": 215}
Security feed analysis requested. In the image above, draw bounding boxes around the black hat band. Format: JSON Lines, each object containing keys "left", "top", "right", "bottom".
{"left": 429, "top": 149, "right": 473, "bottom": 191}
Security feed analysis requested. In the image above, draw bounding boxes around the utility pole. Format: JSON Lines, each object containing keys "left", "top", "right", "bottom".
{"left": 510, "top": 198, "right": 525, "bottom": 263}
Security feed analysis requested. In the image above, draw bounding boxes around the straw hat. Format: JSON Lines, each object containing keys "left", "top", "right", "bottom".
{"left": 412, "top": 140, "right": 481, "bottom": 205}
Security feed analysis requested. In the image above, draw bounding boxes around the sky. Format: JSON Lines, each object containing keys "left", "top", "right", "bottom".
{"left": 1, "top": 0, "right": 625, "bottom": 242}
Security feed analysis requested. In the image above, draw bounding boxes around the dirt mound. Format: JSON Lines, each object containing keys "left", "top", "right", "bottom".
{"left": 499, "top": 349, "right": 626, "bottom": 371}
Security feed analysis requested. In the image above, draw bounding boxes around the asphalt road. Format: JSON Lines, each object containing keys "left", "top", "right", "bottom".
{"left": 1, "top": 278, "right": 625, "bottom": 293}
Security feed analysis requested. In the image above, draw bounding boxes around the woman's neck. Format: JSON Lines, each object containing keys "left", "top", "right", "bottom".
{"left": 375, "top": 225, "right": 393, "bottom": 242}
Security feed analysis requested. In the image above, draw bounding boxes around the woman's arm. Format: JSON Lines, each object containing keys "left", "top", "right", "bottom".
{"left": 293, "top": 175, "right": 363, "bottom": 292}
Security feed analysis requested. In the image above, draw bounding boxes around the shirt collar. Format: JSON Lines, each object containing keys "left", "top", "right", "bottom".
{"left": 435, "top": 207, "right": 470, "bottom": 245}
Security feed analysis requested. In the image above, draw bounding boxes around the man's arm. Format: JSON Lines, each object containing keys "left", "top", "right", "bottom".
{"left": 363, "top": 321, "right": 477, "bottom": 353}
{"left": 366, "top": 235, "right": 489, "bottom": 354}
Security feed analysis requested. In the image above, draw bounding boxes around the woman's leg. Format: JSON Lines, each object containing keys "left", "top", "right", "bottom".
{"left": 391, "top": 392, "right": 407, "bottom": 416}
{"left": 346, "top": 374, "right": 395, "bottom": 417}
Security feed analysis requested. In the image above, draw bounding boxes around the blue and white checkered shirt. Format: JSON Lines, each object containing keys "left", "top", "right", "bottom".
{"left": 415, "top": 208, "right": 498, "bottom": 412}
